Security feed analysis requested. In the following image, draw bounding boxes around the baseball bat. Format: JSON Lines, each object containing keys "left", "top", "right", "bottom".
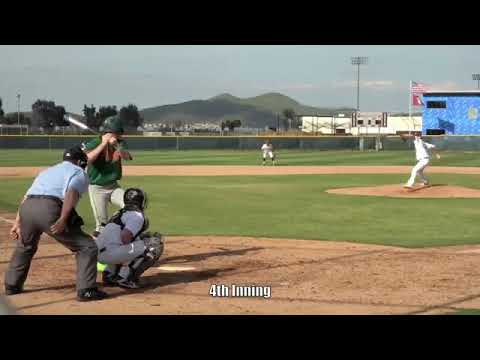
{"left": 64, "top": 114, "right": 132, "bottom": 161}
{"left": 63, "top": 114, "right": 111, "bottom": 160}
{"left": 64, "top": 114, "right": 99, "bottom": 134}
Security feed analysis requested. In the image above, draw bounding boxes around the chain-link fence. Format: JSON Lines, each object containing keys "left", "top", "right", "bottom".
{"left": 0, "top": 135, "right": 479, "bottom": 151}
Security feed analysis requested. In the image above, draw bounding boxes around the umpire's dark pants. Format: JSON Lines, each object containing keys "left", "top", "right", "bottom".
{"left": 4, "top": 197, "right": 98, "bottom": 292}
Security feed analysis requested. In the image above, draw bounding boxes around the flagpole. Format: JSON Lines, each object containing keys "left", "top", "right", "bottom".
{"left": 409, "top": 80, "right": 413, "bottom": 132}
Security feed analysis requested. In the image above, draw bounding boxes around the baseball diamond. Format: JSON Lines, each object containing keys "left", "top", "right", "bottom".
{"left": 2, "top": 146, "right": 480, "bottom": 314}
{"left": 6, "top": 44, "right": 480, "bottom": 317}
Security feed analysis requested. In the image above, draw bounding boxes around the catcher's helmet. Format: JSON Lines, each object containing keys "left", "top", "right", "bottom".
{"left": 124, "top": 188, "right": 148, "bottom": 210}
{"left": 103, "top": 115, "right": 124, "bottom": 134}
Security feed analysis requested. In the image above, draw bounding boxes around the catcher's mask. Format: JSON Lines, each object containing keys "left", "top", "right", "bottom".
{"left": 124, "top": 187, "right": 148, "bottom": 210}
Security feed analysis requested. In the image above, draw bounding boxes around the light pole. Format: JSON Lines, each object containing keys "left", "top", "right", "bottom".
{"left": 16, "top": 93, "right": 21, "bottom": 135}
{"left": 473, "top": 74, "right": 480, "bottom": 90}
{"left": 350, "top": 57, "right": 369, "bottom": 113}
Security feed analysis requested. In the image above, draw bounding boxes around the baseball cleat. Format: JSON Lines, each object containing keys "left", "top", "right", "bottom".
{"left": 117, "top": 279, "right": 141, "bottom": 289}
{"left": 77, "top": 288, "right": 108, "bottom": 302}
{"left": 102, "top": 271, "right": 121, "bottom": 287}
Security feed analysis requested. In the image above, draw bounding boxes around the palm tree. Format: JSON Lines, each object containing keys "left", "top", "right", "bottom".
{"left": 282, "top": 108, "right": 296, "bottom": 131}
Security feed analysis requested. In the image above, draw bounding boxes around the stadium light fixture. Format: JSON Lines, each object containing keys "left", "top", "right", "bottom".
{"left": 351, "top": 57, "right": 369, "bottom": 113}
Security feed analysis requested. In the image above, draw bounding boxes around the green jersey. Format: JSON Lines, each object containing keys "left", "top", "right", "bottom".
{"left": 82, "top": 137, "right": 128, "bottom": 186}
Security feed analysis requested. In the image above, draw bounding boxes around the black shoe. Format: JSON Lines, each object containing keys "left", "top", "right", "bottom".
{"left": 117, "top": 279, "right": 141, "bottom": 289}
{"left": 102, "top": 272, "right": 121, "bottom": 287}
{"left": 92, "top": 231, "right": 100, "bottom": 239}
{"left": 77, "top": 288, "right": 108, "bottom": 302}
{"left": 5, "top": 285, "right": 22, "bottom": 296}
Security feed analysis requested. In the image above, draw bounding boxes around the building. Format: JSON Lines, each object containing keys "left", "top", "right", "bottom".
{"left": 422, "top": 91, "right": 480, "bottom": 135}
{"left": 300, "top": 113, "right": 421, "bottom": 135}
{"left": 300, "top": 114, "right": 351, "bottom": 135}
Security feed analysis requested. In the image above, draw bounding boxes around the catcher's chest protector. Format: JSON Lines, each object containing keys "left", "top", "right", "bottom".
{"left": 107, "top": 206, "right": 149, "bottom": 239}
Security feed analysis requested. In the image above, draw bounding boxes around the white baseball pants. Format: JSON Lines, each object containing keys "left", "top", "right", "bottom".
{"left": 406, "top": 158, "right": 430, "bottom": 187}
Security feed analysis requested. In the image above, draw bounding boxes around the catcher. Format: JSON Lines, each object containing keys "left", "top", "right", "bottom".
{"left": 400, "top": 133, "right": 441, "bottom": 189}
{"left": 95, "top": 187, "right": 164, "bottom": 289}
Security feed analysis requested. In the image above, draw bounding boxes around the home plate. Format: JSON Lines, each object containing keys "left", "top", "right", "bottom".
{"left": 155, "top": 265, "right": 196, "bottom": 272}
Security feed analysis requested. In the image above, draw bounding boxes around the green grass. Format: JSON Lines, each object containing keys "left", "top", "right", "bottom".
{"left": 450, "top": 309, "right": 480, "bottom": 315}
{"left": 2, "top": 149, "right": 480, "bottom": 167}
{"left": 2, "top": 173, "right": 480, "bottom": 248}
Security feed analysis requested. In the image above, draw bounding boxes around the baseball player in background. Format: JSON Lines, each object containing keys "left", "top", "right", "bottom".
{"left": 401, "top": 133, "right": 441, "bottom": 189}
{"left": 261, "top": 140, "right": 276, "bottom": 166}
{"left": 95, "top": 188, "right": 164, "bottom": 289}
{"left": 81, "top": 115, "right": 133, "bottom": 238}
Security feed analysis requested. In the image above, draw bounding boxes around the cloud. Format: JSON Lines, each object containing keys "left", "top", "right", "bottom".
{"left": 332, "top": 80, "right": 396, "bottom": 89}
{"left": 427, "top": 81, "right": 460, "bottom": 91}
{"left": 279, "top": 83, "right": 321, "bottom": 91}
{"left": 253, "top": 82, "right": 324, "bottom": 92}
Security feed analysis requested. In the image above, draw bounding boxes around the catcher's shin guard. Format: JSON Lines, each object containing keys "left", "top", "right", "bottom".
{"left": 127, "top": 233, "right": 165, "bottom": 281}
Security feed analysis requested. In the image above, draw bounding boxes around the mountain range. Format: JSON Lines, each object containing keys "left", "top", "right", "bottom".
{"left": 140, "top": 93, "right": 355, "bottom": 128}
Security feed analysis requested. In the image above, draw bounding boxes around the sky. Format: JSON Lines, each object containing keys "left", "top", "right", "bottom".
{"left": 1, "top": 45, "right": 479, "bottom": 114}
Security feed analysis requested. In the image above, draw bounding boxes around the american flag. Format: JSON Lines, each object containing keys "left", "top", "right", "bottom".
{"left": 411, "top": 81, "right": 428, "bottom": 106}
{"left": 411, "top": 81, "right": 428, "bottom": 95}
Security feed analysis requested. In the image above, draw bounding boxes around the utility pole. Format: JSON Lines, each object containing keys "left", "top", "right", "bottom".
{"left": 16, "top": 93, "right": 21, "bottom": 135}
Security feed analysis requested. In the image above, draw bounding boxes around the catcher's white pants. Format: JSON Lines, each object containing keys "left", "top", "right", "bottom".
{"left": 406, "top": 158, "right": 430, "bottom": 187}
{"left": 88, "top": 183, "right": 125, "bottom": 232}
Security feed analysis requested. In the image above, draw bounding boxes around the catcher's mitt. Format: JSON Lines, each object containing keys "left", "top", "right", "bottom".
{"left": 140, "top": 232, "right": 165, "bottom": 259}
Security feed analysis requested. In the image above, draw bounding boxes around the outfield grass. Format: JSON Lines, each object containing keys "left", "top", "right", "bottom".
{"left": 1, "top": 149, "right": 480, "bottom": 167}
{"left": 1, "top": 173, "right": 480, "bottom": 248}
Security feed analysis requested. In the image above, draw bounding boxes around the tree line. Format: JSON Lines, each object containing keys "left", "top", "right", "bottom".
{"left": 82, "top": 104, "right": 142, "bottom": 132}
{"left": 0, "top": 96, "right": 298, "bottom": 133}
{"left": 218, "top": 109, "right": 298, "bottom": 132}
{"left": 0, "top": 97, "right": 143, "bottom": 133}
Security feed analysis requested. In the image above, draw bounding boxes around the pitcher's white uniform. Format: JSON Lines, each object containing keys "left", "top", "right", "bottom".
{"left": 261, "top": 143, "right": 275, "bottom": 165}
{"left": 95, "top": 210, "right": 147, "bottom": 280}
{"left": 405, "top": 137, "right": 436, "bottom": 187}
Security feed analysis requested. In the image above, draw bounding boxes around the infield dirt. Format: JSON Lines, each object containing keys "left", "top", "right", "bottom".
{"left": 1, "top": 165, "right": 480, "bottom": 314}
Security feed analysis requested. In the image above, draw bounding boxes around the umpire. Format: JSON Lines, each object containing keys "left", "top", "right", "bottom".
{"left": 4, "top": 145, "right": 107, "bottom": 302}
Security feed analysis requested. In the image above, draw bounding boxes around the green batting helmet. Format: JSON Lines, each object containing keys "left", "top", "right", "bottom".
{"left": 103, "top": 115, "right": 124, "bottom": 134}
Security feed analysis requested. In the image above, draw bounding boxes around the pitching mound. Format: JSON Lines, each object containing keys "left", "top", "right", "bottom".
{"left": 326, "top": 184, "right": 480, "bottom": 198}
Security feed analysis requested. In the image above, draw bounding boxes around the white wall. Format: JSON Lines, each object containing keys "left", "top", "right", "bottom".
{"left": 301, "top": 116, "right": 351, "bottom": 134}
{"left": 351, "top": 117, "right": 422, "bottom": 135}
{"left": 301, "top": 115, "right": 422, "bottom": 135}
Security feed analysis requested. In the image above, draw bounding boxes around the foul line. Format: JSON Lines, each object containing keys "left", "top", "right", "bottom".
{"left": 0, "top": 216, "right": 14, "bottom": 225}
